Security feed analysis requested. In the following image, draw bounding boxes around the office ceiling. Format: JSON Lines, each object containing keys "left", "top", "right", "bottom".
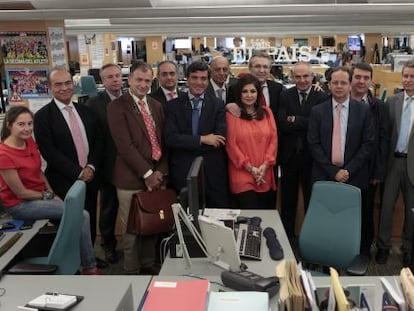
{"left": 1, "top": 0, "right": 414, "bottom": 37}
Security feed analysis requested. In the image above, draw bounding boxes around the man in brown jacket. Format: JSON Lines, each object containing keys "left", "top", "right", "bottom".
{"left": 107, "top": 61, "right": 168, "bottom": 274}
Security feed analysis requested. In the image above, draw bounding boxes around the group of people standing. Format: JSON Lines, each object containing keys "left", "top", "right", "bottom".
{"left": 0, "top": 51, "right": 413, "bottom": 275}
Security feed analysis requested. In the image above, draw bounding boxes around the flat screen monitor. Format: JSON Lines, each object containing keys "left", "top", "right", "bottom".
{"left": 348, "top": 36, "right": 361, "bottom": 51}
{"left": 186, "top": 156, "right": 206, "bottom": 230}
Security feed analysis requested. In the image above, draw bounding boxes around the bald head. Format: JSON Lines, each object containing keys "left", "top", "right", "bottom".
{"left": 210, "top": 56, "right": 230, "bottom": 87}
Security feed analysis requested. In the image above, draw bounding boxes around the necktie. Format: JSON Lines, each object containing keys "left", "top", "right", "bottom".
{"left": 64, "top": 106, "right": 87, "bottom": 167}
{"left": 216, "top": 88, "right": 224, "bottom": 102}
{"left": 331, "top": 103, "right": 343, "bottom": 166}
{"left": 138, "top": 100, "right": 162, "bottom": 161}
{"left": 260, "top": 85, "right": 267, "bottom": 106}
{"left": 192, "top": 97, "right": 201, "bottom": 135}
{"left": 167, "top": 91, "right": 176, "bottom": 100}
{"left": 300, "top": 92, "right": 307, "bottom": 107}
{"left": 396, "top": 97, "right": 413, "bottom": 152}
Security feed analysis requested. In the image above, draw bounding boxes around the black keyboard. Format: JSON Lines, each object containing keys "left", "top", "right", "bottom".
{"left": 235, "top": 224, "right": 262, "bottom": 260}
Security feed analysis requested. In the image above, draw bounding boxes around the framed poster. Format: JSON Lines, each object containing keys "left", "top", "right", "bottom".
{"left": 6, "top": 68, "right": 50, "bottom": 100}
{"left": 0, "top": 31, "right": 48, "bottom": 64}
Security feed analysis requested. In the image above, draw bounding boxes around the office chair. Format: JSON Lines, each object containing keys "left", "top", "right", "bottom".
{"left": 80, "top": 75, "right": 98, "bottom": 98}
{"left": 9, "top": 180, "right": 86, "bottom": 275}
{"left": 298, "top": 181, "right": 368, "bottom": 276}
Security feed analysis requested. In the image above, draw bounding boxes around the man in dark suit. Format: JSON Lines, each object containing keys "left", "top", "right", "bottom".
{"left": 107, "top": 61, "right": 168, "bottom": 275}
{"left": 85, "top": 63, "right": 123, "bottom": 264}
{"left": 377, "top": 60, "right": 414, "bottom": 266}
{"left": 34, "top": 67, "right": 103, "bottom": 249}
{"left": 206, "top": 56, "right": 237, "bottom": 103}
{"left": 307, "top": 66, "right": 375, "bottom": 190}
{"left": 350, "top": 63, "right": 389, "bottom": 259}
{"left": 150, "top": 61, "right": 183, "bottom": 105}
{"left": 165, "top": 61, "right": 230, "bottom": 207}
{"left": 228, "top": 52, "right": 283, "bottom": 117}
{"left": 278, "top": 62, "right": 329, "bottom": 241}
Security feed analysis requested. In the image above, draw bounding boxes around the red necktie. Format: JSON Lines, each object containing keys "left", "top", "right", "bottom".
{"left": 331, "top": 103, "right": 343, "bottom": 166}
{"left": 260, "top": 85, "right": 267, "bottom": 106}
{"left": 139, "top": 100, "right": 162, "bottom": 161}
{"left": 64, "top": 106, "right": 87, "bottom": 167}
{"left": 168, "top": 92, "right": 176, "bottom": 100}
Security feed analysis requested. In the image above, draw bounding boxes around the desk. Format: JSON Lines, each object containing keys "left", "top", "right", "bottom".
{"left": 0, "top": 275, "right": 151, "bottom": 310}
{"left": 0, "top": 219, "right": 48, "bottom": 271}
{"left": 160, "top": 210, "right": 294, "bottom": 277}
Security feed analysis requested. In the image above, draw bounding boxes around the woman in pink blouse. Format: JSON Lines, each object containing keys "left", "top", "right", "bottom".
{"left": 226, "top": 74, "right": 277, "bottom": 208}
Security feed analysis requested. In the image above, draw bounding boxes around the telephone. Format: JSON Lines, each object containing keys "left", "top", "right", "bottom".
{"left": 221, "top": 269, "right": 280, "bottom": 297}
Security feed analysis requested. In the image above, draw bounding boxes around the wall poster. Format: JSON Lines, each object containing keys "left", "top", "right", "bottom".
{"left": 0, "top": 31, "right": 48, "bottom": 64}
{"left": 6, "top": 68, "right": 50, "bottom": 101}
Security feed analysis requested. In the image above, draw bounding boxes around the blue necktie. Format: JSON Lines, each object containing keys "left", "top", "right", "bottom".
{"left": 192, "top": 97, "right": 201, "bottom": 135}
{"left": 396, "top": 97, "right": 413, "bottom": 152}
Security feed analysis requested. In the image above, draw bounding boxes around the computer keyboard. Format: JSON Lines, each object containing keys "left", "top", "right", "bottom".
{"left": 235, "top": 223, "right": 262, "bottom": 260}
{"left": 0, "top": 232, "right": 23, "bottom": 257}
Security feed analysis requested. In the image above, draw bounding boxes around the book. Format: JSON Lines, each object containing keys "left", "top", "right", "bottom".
{"left": 142, "top": 279, "right": 209, "bottom": 311}
{"left": 381, "top": 277, "right": 406, "bottom": 311}
{"left": 206, "top": 291, "right": 268, "bottom": 311}
{"left": 27, "top": 293, "right": 78, "bottom": 310}
{"left": 330, "top": 267, "right": 349, "bottom": 311}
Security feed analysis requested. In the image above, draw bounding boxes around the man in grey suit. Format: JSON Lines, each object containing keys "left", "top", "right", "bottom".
{"left": 206, "top": 56, "right": 237, "bottom": 103}
{"left": 376, "top": 60, "right": 414, "bottom": 266}
{"left": 85, "top": 63, "right": 123, "bottom": 264}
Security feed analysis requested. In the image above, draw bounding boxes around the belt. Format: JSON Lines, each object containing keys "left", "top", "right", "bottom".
{"left": 394, "top": 152, "right": 408, "bottom": 158}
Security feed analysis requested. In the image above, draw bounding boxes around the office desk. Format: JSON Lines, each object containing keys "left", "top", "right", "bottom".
{"left": 160, "top": 210, "right": 294, "bottom": 277}
{"left": 0, "top": 219, "right": 48, "bottom": 271}
{"left": 0, "top": 275, "right": 151, "bottom": 310}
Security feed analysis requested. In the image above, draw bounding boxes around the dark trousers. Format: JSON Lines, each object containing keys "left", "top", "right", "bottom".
{"left": 235, "top": 190, "right": 276, "bottom": 209}
{"left": 360, "top": 182, "right": 384, "bottom": 255}
{"left": 280, "top": 153, "right": 312, "bottom": 239}
{"left": 98, "top": 181, "right": 119, "bottom": 250}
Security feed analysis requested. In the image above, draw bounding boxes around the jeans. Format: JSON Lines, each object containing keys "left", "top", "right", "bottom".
{"left": 8, "top": 199, "right": 97, "bottom": 269}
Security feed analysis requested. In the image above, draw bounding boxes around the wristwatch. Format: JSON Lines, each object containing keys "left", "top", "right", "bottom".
{"left": 42, "top": 190, "right": 55, "bottom": 200}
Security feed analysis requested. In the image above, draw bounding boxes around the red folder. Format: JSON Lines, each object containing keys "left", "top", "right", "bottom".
{"left": 142, "top": 279, "right": 209, "bottom": 311}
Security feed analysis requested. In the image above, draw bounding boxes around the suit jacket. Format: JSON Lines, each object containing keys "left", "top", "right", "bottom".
{"left": 107, "top": 93, "right": 168, "bottom": 190}
{"left": 307, "top": 97, "right": 375, "bottom": 189}
{"left": 164, "top": 92, "right": 229, "bottom": 207}
{"left": 278, "top": 85, "right": 329, "bottom": 165}
{"left": 205, "top": 77, "right": 238, "bottom": 103}
{"left": 228, "top": 79, "right": 283, "bottom": 118}
{"left": 34, "top": 99, "right": 102, "bottom": 198}
{"left": 365, "top": 91, "right": 390, "bottom": 181}
{"left": 386, "top": 92, "right": 414, "bottom": 184}
{"left": 149, "top": 87, "right": 185, "bottom": 106}
{"left": 85, "top": 90, "right": 116, "bottom": 183}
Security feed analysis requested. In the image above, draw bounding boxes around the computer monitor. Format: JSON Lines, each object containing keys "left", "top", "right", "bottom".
{"left": 186, "top": 156, "right": 206, "bottom": 230}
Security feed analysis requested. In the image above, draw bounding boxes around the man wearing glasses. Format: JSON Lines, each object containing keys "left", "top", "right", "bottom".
{"left": 34, "top": 67, "right": 102, "bottom": 252}
{"left": 150, "top": 61, "right": 184, "bottom": 105}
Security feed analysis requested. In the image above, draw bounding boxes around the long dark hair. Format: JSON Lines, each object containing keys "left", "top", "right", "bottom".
{"left": 236, "top": 74, "right": 264, "bottom": 120}
{"left": 1, "top": 106, "right": 33, "bottom": 141}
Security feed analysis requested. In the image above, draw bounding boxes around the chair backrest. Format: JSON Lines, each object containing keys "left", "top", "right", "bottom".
{"left": 46, "top": 180, "right": 86, "bottom": 274}
{"left": 298, "top": 181, "right": 361, "bottom": 271}
{"left": 80, "top": 75, "right": 98, "bottom": 97}
{"left": 380, "top": 88, "right": 388, "bottom": 102}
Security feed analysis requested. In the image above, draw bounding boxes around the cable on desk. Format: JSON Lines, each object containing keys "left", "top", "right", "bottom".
{"left": 181, "top": 273, "right": 224, "bottom": 287}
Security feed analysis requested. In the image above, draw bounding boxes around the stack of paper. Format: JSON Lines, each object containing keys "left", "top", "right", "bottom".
{"left": 141, "top": 279, "right": 209, "bottom": 311}
{"left": 276, "top": 259, "right": 307, "bottom": 310}
{"left": 27, "top": 293, "right": 77, "bottom": 310}
{"left": 399, "top": 268, "right": 414, "bottom": 310}
{"left": 207, "top": 291, "right": 268, "bottom": 311}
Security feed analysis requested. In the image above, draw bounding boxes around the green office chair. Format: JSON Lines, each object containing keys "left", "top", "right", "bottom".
{"left": 298, "top": 181, "right": 368, "bottom": 276}
{"left": 9, "top": 180, "right": 86, "bottom": 275}
{"left": 80, "top": 75, "right": 98, "bottom": 98}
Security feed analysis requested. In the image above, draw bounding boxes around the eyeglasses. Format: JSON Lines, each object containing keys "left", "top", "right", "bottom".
{"left": 52, "top": 81, "right": 73, "bottom": 89}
